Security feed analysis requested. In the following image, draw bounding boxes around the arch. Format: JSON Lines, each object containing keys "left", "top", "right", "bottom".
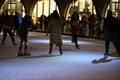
{"left": 66, "top": 0, "right": 95, "bottom": 20}
{"left": 92, "top": 0, "right": 110, "bottom": 20}
{"left": 0, "top": 0, "right": 25, "bottom": 16}
{"left": 0, "top": 0, "right": 113, "bottom": 21}
{"left": 63, "top": 0, "right": 73, "bottom": 17}
{"left": 55, "top": 0, "right": 73, "bottom": 19}
{"left": 21, "top": 0, "right": 38, "bottom": 16}
{"left": 0, "top": 0, "right": 5, "bottom": 10}
{"left": 102, "top": 0, "right": 110, "bottom": 17}
{"left": 32, "top": 0, "right": 59, "bottom": 17}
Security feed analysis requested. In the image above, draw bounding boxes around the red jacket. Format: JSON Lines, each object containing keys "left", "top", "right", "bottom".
{"left": 71, "top": 22, "right": 79, "bottom": 35}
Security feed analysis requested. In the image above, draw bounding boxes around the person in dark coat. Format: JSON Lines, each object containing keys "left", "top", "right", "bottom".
{"left": 102, "top": 10, "right": 120, "bottom": 58}
{"left": 18, "top": 15, "right": 32, "bottom": 56}
{"left": 88, "top": 14, "right": 96, "bottom": 38}
{"left": 13, "top": 12, "right": 19, "bottom": 36}
{"left": 116, "top": 17, "right": 120, "bottom": 52}
{"left": 1, "top": 15, "right": 17, "bottom": 45}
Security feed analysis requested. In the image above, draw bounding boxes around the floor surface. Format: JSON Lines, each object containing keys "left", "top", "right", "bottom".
{"left": 0, "top": 32, "right": 120, "bottom": 80}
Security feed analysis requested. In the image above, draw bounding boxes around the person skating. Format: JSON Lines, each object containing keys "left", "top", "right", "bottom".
{"left": 102, "top": 10, "right": 120, "bottom": 58}
{"left": 47, "top": 10, "right": 63, "bottom": 55}
{"left": 18, "top": 15, "right": 32, "bottom": 56}
{"left": 71, "top": 21, "right": 80, "bottom": 49}
{"left": 1, "top": 15, "right": 17, "bottom": 45}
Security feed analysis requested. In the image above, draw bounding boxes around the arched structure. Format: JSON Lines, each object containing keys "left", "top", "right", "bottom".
{"left": 55, "top": 0, "right": 74, "bottom": 18}
{"left": 21, "top": 0, "right": 38, "bottom": 15}
{"left": 92, "top": 0, "right": 111, "bottom": 20}
{"left": 0, "top": 0, "right": 115, "bottom": 20}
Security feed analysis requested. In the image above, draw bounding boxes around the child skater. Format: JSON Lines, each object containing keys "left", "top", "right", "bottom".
{"left": 71, "top": 21, "right": 80, "bottom": 49}
{"left": 18, "top": 15, "right": 32, "bottom": 56}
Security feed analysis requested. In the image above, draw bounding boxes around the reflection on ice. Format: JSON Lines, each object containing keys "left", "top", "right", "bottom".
{"left": 29, "top": 39, "right": 94, "bottom": 45}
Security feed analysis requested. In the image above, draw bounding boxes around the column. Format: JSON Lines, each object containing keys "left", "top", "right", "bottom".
{"left": 118, "top": 0, "right": 120, "bottom": 17}
{"left": 42, "top": 0, "right": 45, "bottom": 31}
{"left": 48, "top": 0, "right": 51, "bottom": 15}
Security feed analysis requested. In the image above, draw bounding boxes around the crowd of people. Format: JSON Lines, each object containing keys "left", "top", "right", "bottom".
{"left": 70, "top": 10, "right": 120, "bottom": 57}
{"left": 70, "top": 11, "right": 97, "bottom": 39}
{"left": 0, "top": 10, "right": 63, "bottom": 56}
{"left": 0, "top": 10, "right": 120, "bottom": 58}
{"left": 0, "top": 12, "right": 32, "bottom": 56}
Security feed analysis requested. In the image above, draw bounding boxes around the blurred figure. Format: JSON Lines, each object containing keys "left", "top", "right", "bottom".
{"left": 17, "top": 15, "right": 32, "bottom": 56}
{"left": 13, "top": 12, "right": 19, "bottom": 36}
{"left": 71, "top": 21, "right": 80, "bottom": 49}
{"left": 116, "top": 17, "right": 120, "bottom": 52}
{"left": 81, "top": 16, "right": 89, "bottom": 38}
{"left": 70, "top": 11, "right": 79, "bottom": 42}
{"left": 39, "top": 15, "right": 46, "bottom": 31}
{"left": 71, "top": 11, "right": 79, "bottom": 23}
{"left": 95, "top": 20, "right": 101, "bottom": 39}
{"left": 46, "top": 14, "right": 52, "bottom": 36}
{"left": 32, "top": 16, "right": 38, "bottom": 31}
{"left": 47, "top": 10, "right": 62, "bottom": 55}
{"left": 102, "top": 10, "right": 120, "bottom": 58}
{"left": 1, "top": 15, "right": 17, "bottom": 45}
{"left": 17, "top": 12, "right": 23, "bottom": 28}
{"left": 88, "top": 14, "right": 96, "bottom": 38}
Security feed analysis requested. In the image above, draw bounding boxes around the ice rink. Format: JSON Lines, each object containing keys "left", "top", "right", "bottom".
{"left": 0, "top": 32, "right": 120, "bottom": 80}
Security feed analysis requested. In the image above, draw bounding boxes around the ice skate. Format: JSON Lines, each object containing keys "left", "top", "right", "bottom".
{"left": 18, "top": 50, "right": 24, "bottom": 56}
{"left": 24, "top": 50, "right": 31, "bottom": 56}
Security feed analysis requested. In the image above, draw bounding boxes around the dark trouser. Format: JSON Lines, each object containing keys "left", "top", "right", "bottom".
{"left": 49, "top": 44, "right": 62, "bottom": 54}
{"left": 82, "top": 28, "right": 86, "bottom": 38}
{"left": 117, "top": 32, "right": 120, "bottom": 53}
{"left": 89, "top": 27, "right": 94, "bottom": 37}
{"left": 72, "top": 34, "right": 79, "bottom": 47}
{"left": 105, "top": 32, "right": 120, "bottom": 54}
{"left": 19, "top": 36, "right": 28, "bottom": 50}
{"left": 2, "top": 29, "right": 15, "bottom": 43}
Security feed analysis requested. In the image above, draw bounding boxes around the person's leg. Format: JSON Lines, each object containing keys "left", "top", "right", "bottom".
{"left": 105, "top": 41, "right": 110, "bottom": 54}
{"left": 112, "top": 32, "right": 120, "bottom": 56}
{"left": 19, "top": 41, "right": 23, "bottom": 50}
{"left": 2, "top": 29, "right": 7, "bottom": 45}
{"left": 117, "top": 33, "right": 120, "bottom": 55}
{"left": 8, "top": 30, "right": 17, "bottom": 45}
{"left": 23, "top": 37, "right": 28, "bottom": 50}
{"left": 24, "top": 42, "right": 28, "bottom": 50}
{"left": 24, "top": 42, "right": 30, "bottom": 56}
{"left": 18, "top": 38, "right": 23, "bottom": 56}
{"left": 82, "top": 28, "right": 85, "bottom": 37}
{"left": 104, "top": 32, "right": 110, "bottom": 58}
{"left": 22, "top": 37, "right": 30, "bottom": 56}
{"left": 89, "top": 27, "right": 92, "bottom": 37}
{"left": 49, "top": 44, "right": 53, "bottom": 54}
{"left": 74, "top": 35, "right": 79, "bottom": 49}
{"left": 59, "top": 45, "right": 62, "bottom": 55}
{"left": 84, "top": 28, "right": 86, "bottom": 37}
{"left": 91, "top": 27, "right": 94, "bottom": 38}
{"left": 71, "top": 35, "right": 74, "bottom": 43}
